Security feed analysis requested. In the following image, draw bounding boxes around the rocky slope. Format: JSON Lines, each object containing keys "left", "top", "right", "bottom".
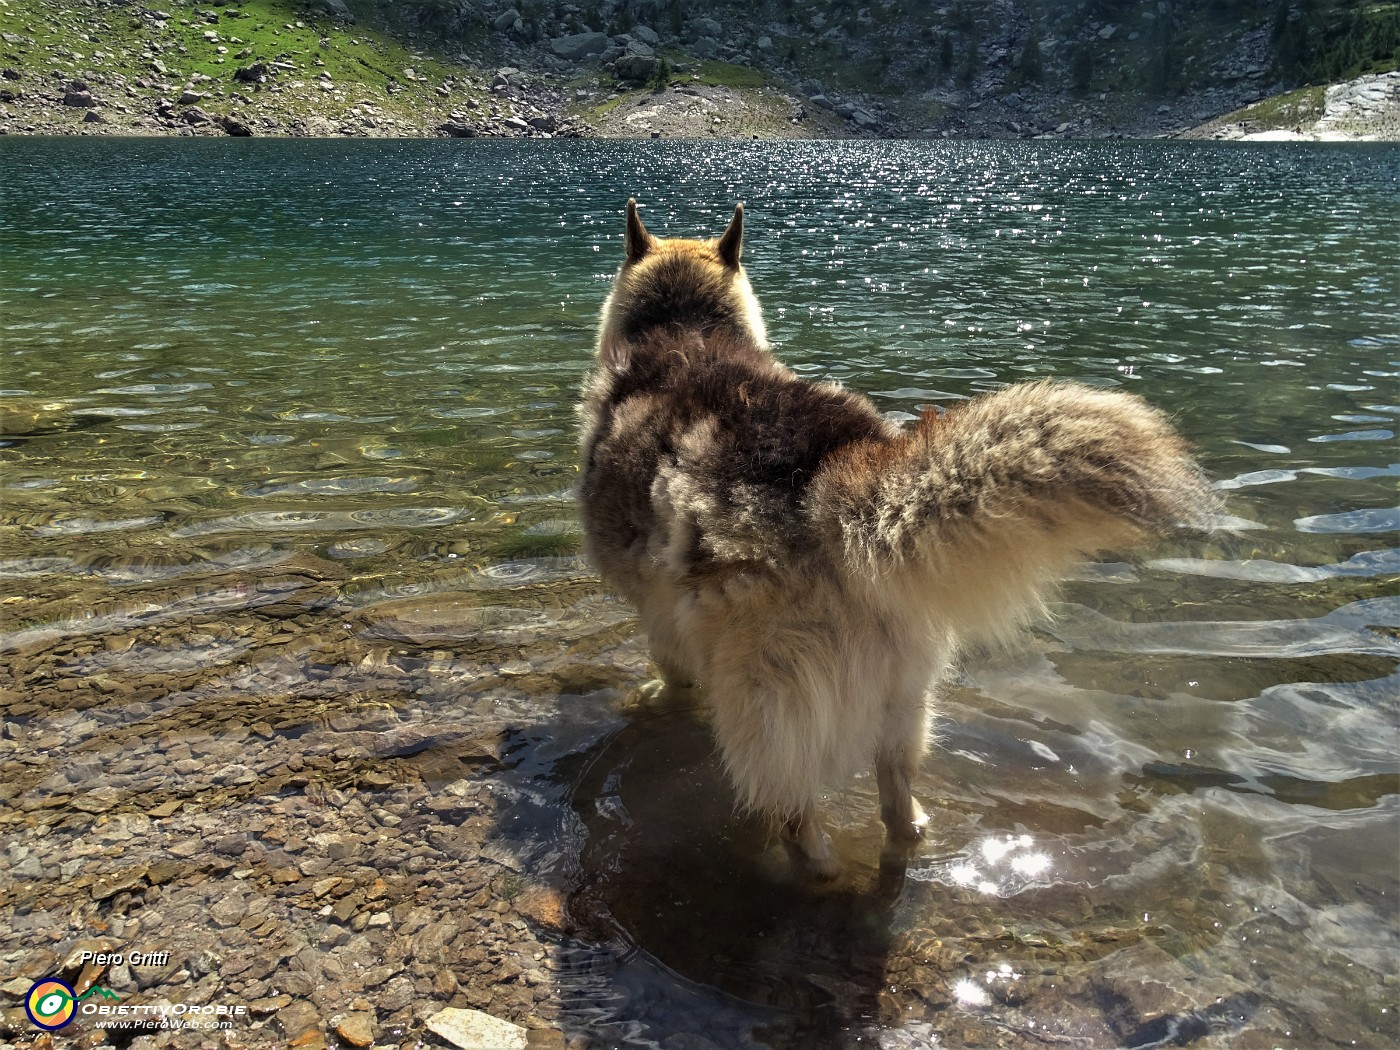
{"left": 0, "top": 0, "right": 1396, "bottom": 140}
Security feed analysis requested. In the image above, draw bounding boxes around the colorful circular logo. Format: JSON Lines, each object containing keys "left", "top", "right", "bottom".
{"left": 25, "top": 978, "right": 77, "bottom": 1031}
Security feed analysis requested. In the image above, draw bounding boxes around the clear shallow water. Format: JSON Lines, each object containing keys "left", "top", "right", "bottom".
{"left": 1, "top": 138, "right": 1398, "bottom": 1048}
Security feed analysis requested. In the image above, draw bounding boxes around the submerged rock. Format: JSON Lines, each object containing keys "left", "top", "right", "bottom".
{"left": 425, "top": 1007, "right": 528, "bottom": 1050}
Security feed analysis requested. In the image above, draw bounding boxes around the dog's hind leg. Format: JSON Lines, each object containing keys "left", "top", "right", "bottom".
{"left": 876, "top": 691, "right": 931, "bottom": 842}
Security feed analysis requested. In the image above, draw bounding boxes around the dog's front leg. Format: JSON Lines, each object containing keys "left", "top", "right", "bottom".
{"left": 782, "top": 806, "right": 841, "bottom": 881}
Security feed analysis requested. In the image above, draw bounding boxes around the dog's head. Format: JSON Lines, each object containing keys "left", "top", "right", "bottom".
{"left": 596, "top": 199, "right": 768, "bottom": 368}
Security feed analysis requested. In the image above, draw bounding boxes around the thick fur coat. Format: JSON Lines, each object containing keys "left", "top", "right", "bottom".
{"left": 578, "top": 200, "right": 1216, "bottom": 877}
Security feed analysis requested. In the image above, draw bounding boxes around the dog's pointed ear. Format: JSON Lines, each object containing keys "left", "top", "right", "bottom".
{"left": 625, "top": 198, "right": 653, "bottom": 264}
{"left": 717, "top": 202, "right": 744, "bottom": 269}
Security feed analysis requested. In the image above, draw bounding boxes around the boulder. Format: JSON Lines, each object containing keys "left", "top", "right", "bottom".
{"left": 439, "top": 121, "right": 476, "bottom": 137}
{"left": 689, "top": 36, "right": 720, "bottom": 58}
{"left": 851, "top": 108, "right": 879, "bottom": 129}
{"left": 63, "top": 89, "right": 96, "bottom": 108}
{"left": 493, "top": 7, "right": 521, "bottom": 32}
{"left": 633, "top": 26, "right": 660, "bottom": 46}
{"left": 685, "top": 16, "right": 722, "bottom": 42}
{"left": 548, "top": 31, "right": 607, "bottom": 60}
{"left": 181, "top": 105, "right": 212, "bottom": 125}
{"left": 233, "top": 62, "right": 270, "bottom": 83}
{"left": 615, "top": 53, "right": 660, "bottom": 82}
{"left": 220, "top": 115, "right": 253, "bottom": 135}
{"left": 315, "top": 0, "right": 353, "bottom": 21}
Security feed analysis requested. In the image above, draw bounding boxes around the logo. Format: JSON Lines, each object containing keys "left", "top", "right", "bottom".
{"left": 24, "top": 979, "right": 120, "bottom": 1031}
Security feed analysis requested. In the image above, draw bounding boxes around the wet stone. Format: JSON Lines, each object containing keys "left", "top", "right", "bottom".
{"left": 333, "top": 1010, "right": 374, "bottom": 1047}
{"left": 71, "top": 786, "right": 120, "bottom": 813}
{"left": 274, "top": 997, "right": 321, "bottom": 1039}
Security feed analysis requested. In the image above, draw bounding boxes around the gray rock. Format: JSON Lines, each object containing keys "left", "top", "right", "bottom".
{"left": 615, "top": 53, "right": 660, "bottom": 83}
{"left": 2, "top": 68, "right": 21, "bottom": 81}
{"left": 756, "top": 35, "right": 773, "bottom": 51}
{"left": 686, "top": 16, "right": 723, "bottom": 42}
{"left": 178, "top": 90, "right": 204, "bottom": 105}
{"left": 63, "top": 89, "right": 96, "bottom": 108}
{"left": 494, "top": 7, "right": 521, "bottom": 32}
{"left": 82, "top": 109, "right": 105, "bottom": 123}
{"left": 851, "top": 108, "right": 880, "bottom": 129}
{"left": 548, "top": 31, "right": 607, "bottom": 60}
{"left": 315, "top": 0, "right": 353, "bottom": 21}
{"left": 633, "top": 26, "right": 660, "bottom": 46}
{"left": 689, "top": 36, "right": 720, "bottom": 59}
{"left": 625, "top": 39, "right": 656, "bottom": 60}
{"left": 808, "top": 94, "right": 834, "bottom": 110}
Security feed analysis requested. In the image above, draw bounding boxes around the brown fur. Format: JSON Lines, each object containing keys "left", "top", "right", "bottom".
{"left": 578, "top": 200, "right": 1217, "bottom": 878}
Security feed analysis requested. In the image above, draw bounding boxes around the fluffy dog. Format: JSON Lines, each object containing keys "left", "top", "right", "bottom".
{"left": 578, "top": 200, "right": 1215, "bottom": 878}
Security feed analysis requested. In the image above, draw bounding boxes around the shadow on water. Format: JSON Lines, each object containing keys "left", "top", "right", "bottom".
{"left": 487, "top": 687, "right": 917, "bottom": 1050}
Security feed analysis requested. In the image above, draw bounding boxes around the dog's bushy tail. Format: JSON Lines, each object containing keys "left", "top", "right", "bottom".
{"left": 818, "top": 379, "right": 1219, "bottom": 646}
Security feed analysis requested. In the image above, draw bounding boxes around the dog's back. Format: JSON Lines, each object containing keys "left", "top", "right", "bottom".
{"left": 579, "top": 201, "right": 1216, "bottom": 878}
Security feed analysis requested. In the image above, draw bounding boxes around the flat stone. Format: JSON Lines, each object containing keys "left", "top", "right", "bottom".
{"left": 425, "top": 1008, "right": 528, "bottom": 1050}
{"left": 275, "top": 998, "right": 321, "bottom": 1040}
{"left": 73, "top": 786, "right": 120, "bottom": 813}
{"left": 334, "top": 1011, "right": 374, "bottom": 1047}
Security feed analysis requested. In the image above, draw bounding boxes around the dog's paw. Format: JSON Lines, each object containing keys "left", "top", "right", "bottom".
{"left": 883, "top": 798, "right": 929, "bottom": 843}
{"left": 637, "top": 679, "right": 669, "bottom": 702}
{"left": 804, "top": 850, "right": 843, "bottom": 882}
{"left": 636, "top": 677, "right": 696, "bottom": 704}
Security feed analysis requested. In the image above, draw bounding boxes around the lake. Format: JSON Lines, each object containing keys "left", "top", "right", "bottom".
{"left": 1, "top": 138, "right": 1397, "bottom": 1049}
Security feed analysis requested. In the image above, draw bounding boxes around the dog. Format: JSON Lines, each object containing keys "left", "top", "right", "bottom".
{"left": 578, "top": 200, "right": 1216, "bottom": 878}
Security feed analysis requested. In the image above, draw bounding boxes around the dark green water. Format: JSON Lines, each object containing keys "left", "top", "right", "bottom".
{"left": 2, "top": 138, "right": 1397, "bottom": 1048}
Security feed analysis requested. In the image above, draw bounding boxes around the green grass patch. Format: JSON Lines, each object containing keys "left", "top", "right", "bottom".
{"left": 0, "top": 0, "right": 487, "bottom": 127}
{"left": 1222, "top": 85, "right": 1328, "bottom": 129}
{"left": 686, "top": 60, "right": 771, "bottom": 90}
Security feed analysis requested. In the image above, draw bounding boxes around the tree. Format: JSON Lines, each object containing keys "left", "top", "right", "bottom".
{"left": 1016, "top": 26, "right": 1044, "bottom": 85}
{"left": 1071, "top": 45, "right": 1094, "bottom": 92}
